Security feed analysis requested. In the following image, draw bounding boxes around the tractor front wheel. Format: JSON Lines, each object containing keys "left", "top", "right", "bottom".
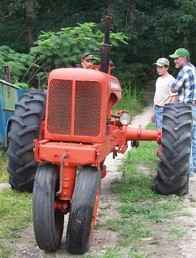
{"left": 66, "top": 166, "right": 101, "bottom": 254}
{"left": 33, "top": 165, "right": 64, "bottom": 252}
{"left": 153, "top": 103, "right": 192, "bottom": 195}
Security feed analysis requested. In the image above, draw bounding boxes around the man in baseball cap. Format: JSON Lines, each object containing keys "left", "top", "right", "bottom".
{"left": 169, "top": 48, "right": 196, "bottom": 177}
{"left": 81, "top": 52, "right": 95, "bottom": 69}
{"left": 153, "top": 57, "right": 175, "bottom": 128}
{"left": 169, "top": 48, "right": 193, "bottom": 100}
{"left": 154, "top": 57, "right": 170, "bottom": 67}
{"left": 169, "top": 48, "right": 190, "bottom": 59}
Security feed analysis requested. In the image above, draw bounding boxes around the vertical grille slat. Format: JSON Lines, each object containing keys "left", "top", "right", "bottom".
{"left": 75, "top": 81, "right": 101, "bottom": 136}
{"left": 47, "top": 79, "right": 72, "bottom": 134}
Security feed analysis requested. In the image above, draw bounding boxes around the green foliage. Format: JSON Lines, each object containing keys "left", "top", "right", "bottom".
{"left": 16, "top": 82, "right": 30, "bottom": 88}
{"left": 29, "top": 22, "right": 127, "bottom": 83}
{"left": 114, "top": 81, "right": 144, "bottom": 116}
{"left": 0, "top": 22, "right": 127, "bottom": 86}
{"left": 1, "top": 1, "right": 196, "bottom": 85}
{"left": 0, "top": 149, "right": 8, "bottom": 183}
{"left": 0, "top": 46, "right": 33, "bottom": 85}
{"left": 117, "top": 63, "right": 150, "bottom": 85}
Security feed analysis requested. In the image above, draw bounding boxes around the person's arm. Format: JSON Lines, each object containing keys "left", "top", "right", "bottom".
{"left": 169, "top": 94, "right": 178, "bottom": 103}
{"left": 169, "top": 70, "right": 187, "bottom": 103}
{"left": 168, "top": 76, "right": 178, "bottom": 102}
{"left": 170, "top": 69, "right": 186, "bottom": 93}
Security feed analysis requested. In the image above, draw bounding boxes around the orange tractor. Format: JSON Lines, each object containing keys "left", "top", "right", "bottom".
{"left": 7, "top": 17, "right": 192, "bottom": 254}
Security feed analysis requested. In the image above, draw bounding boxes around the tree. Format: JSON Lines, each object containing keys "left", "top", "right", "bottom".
{"left": 0, "top": 22, "right": 127, "bottom": 87}
{"left": 25, "top": 0, "right": 35, "bottom": 47}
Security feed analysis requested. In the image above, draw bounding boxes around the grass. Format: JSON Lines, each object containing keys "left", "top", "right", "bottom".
{"left": 104, "top": 125, "right": 185, "bottom": 255}
{"left": 0, "top": 149, "right": 8, "bottom": 183}
{"left": 85, "top": 248, "right": 146, "bottom": 258}
{"left": 85, "top": 248, "right": 121, "bottom": 258}
{"left": 0, "top": 147, "right": 31, "bottom": 258}
{"left": 114, "top": 83, "right": 144, "bottom": 117}
{"left": 0, "top": 190, "right": 32, "bottom": 258}
{"left": 168, "top": 226, "right": 186, "bottom": 240}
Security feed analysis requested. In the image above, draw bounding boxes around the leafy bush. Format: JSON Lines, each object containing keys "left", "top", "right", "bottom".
{"left": 30, "top": 22, "right": 127, "bottom": 84}
{"left": 0, "top": 46, "right": 33, "bottom": 84}
{"left": 116, "top": 63, "right": 151, "bottom": 86}
{"left": 0, "top": 22, "right": 127, "bottom": 87}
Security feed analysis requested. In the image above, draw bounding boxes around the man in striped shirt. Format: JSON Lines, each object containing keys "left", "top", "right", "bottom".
{"left": 170, "top": 48, "right": 196, "bottom": 176}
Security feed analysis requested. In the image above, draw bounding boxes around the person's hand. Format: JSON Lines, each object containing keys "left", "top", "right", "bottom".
{"left": 169, "top": 95, "right": 177, "bottom": 103}
{"left": 151, "top": 113, "right": 155, "bottom": 123}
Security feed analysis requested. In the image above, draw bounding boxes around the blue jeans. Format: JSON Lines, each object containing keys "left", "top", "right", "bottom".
{"left": 154, "top": 105, "right": 164, "bottom": 129}
{"left": 190, "top": 106, "right": 196, "bottom": 175}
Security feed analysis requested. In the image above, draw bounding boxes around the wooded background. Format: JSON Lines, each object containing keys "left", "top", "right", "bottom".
{"left": 0, "top": 0, "right": 196, "bottom": 86}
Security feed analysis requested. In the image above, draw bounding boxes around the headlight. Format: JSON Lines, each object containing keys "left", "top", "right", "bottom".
{"left": 119, "top": 111, "right": 131, "bottom": 125}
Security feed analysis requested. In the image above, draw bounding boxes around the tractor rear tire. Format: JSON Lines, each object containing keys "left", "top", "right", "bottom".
{"left": 66, "top": 166, "right": 101, "bottom": 254}
{"left": 33, "top": 165, "right": 64, "bottom": 252}
{"left": 7, "top": 89, "right": 45, "bottom": 192}
{"left": 153, "top": 103, "right": 192, "bottom": 195}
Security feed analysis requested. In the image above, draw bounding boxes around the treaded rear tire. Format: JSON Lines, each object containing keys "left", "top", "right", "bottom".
{"left": 153, "top": 103, "right": 192, "bottom": 195}
{"left": 66, "top": 166, "right": 101, "bottom": 254}
{"left": 7, "top": 89, "right": 45, "bottom": 192}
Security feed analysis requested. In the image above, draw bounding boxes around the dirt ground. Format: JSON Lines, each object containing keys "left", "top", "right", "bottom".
{"left": 4, "top": 106, "right": 196, "bottom": 258}
{"left": 137, "top": 178, "right": 196, "bottom": 258}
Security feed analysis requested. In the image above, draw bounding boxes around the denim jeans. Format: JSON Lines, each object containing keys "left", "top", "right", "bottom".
{"left": 190, "top": 105, "right": 196, "bottom": 175}
{"left": 154, "top": 105, "right": 164, "bottom": 129}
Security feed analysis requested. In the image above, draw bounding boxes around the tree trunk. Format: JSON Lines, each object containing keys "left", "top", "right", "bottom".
{"left": 127, "top": 0, "right": 136, "bottom": 32}
{"left": 107, "top": 0, "right": 113, "bottom": 15}
{"left": 25, "top": 0, "right": 34, "bottom": 47}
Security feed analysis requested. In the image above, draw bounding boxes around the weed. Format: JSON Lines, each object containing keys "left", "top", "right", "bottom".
{"left": 0, "top": 189, "right": 32, "bottom": 257}
{"left": 0, "top": 149, "right": 8, "bottom": 183}
{"left": 169, "top": 226, "right": 186, "bottom": 240}
{"left": 114, "top": 82, "right": 144, "bottom": 117}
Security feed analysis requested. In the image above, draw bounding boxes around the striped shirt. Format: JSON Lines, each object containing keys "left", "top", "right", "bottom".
{"left": 171, "top": 63, "right": 196, "bottom": 103}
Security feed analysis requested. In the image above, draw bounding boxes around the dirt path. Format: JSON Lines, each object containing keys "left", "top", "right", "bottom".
{"left": 9, "top": 106, "right": 153, "bottom": 258}
{"left": 138, "top": 178, "right": 196, "bottom": 258}
{"left": 180, "top": 179, "right": 196, "bottom": 258}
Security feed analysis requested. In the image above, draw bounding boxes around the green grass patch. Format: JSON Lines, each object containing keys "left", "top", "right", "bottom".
{"left": 114, "top": 84, "right": 144, "bottom": 117}
{"left": 168, "top": 226, "right": 186, "bottom": 240}
{"left": 0, "top": 242, "right": 11, "bottom": 258}
{"left": 85, "top": 247, "right": 146, "bottom": 258}
{"left": 0, "top": 189, "right": 32, "bottom": 257}
{"left": 107, "top": 131, "right": 184, "bottom": 253}
{"left": 86, "top": 248, "right": 121, "bottom": 258}
{"left": 0, "top": 149, "right": 8, "bottom": 183}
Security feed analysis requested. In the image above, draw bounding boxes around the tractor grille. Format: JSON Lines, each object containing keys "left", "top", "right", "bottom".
{"left": 47, "top": 80, "right": 101, "bottom": 137}
{"left": 75, "top": 81, "right": 101, "bottom": 136}
{"left": 47, "top": 80, "right": 72, "bottom": 134}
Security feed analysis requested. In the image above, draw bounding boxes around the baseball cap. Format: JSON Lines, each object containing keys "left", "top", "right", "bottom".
{"left": 154, "top": 58, "right": 170, "bottom": 67}
{"left": 169, "top": 48, "right": 190, "bottom": 59}
{"left": 81, "top": 53, "right": 95, "bottom": 60}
